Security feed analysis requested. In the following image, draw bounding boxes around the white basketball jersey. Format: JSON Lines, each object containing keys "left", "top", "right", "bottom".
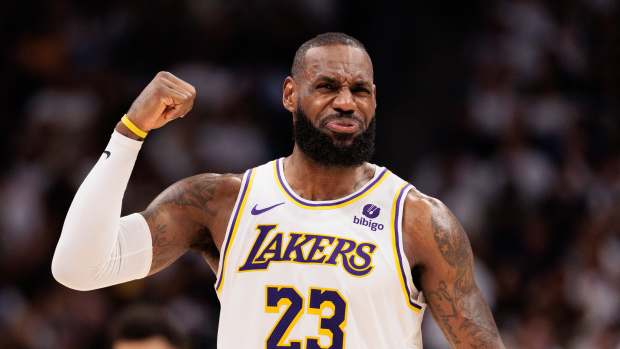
{"left": 215, "top": 158, "right": 427, "bottom": 349}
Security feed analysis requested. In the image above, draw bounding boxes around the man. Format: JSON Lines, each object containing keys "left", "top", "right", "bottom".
{"left": 110, "top": 305, "right": 186, "bottom": 349}
{"left": 52, "top": 33, "right": 505, "bottom": 348}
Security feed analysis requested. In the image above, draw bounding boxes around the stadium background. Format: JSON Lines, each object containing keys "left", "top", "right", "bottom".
{"left": 1, "top": 0, "right": 618, "bottom": 348}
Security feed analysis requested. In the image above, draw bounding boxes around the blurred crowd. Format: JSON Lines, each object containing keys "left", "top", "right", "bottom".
{"left": 0, "top": 0, "right": 618, "bottom": 348}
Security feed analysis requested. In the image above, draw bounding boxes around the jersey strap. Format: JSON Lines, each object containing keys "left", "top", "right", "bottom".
{"left": 215, "top": 168, "right": 256, "bottom": 295}
{"left": 391, "top": 182, "right": 424, "bottom": 312}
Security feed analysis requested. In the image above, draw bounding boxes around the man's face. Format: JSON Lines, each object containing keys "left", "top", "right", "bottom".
{"left": 284, "top": 44, "right": 377, "bottom": 166}
{"left": 295, "top": 45, "right": 376, "bottom": 144}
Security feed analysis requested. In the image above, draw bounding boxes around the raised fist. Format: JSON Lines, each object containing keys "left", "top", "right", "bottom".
{"left": 125, "top": 71, "right": 196, "bottom": 132}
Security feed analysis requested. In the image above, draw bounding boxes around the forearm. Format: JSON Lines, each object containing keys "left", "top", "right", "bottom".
{"left": 403, "top": 191, "right": 504, "bottom": 348}
{"left": 427, "top": 282, "right": 504, "bottom": 348}
{"left": 51, "top": 131, "right": 152, "bottom": 290}
{"left": 52, "top": 72, "right": 199, "bottom": 290}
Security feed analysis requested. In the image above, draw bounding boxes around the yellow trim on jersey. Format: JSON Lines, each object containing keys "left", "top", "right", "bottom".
{"left": 216, "top": 168, "right": 256, "bottom": 295}
{"left": 391, "top": 183, "right": 423, "bottom": 313}
{"left": 272, "top": 160, "right": 390, "bottom": 210}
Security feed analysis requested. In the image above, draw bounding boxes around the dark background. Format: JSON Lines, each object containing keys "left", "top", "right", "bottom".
{"left": 0, "top": 0, "right": 618, "bottom": 348}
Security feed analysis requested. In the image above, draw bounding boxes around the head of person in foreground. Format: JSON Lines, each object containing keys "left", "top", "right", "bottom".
{"left": 110, "top": 305, "right": 187, "bottom": 349}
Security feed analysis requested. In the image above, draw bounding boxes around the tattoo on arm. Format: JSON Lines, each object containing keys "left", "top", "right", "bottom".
{"left": 142, "top": 174, "right": 240, "bottom": 273}
{"left": 148, "top": 222, "right": 175, "bottom": 273}
{"left": 160, "top": 174, "right": 220, "bottom": 215}
{"left": 425, "top": 210, "right": 503, "bottom": 348}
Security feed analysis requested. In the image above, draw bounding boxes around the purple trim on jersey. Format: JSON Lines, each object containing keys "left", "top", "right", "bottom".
{"left": 394, "top": 184, "right": 423, "bottom": 311}
{"left": 276, "top": 158, "right": 388, "bottom": 207}
{"left": 215, "top": 169, "right": 252, "bottom": 291}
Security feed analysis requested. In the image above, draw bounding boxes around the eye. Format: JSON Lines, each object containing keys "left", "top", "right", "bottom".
{"left": 317, "top": 83, "right": 337, "bottom": 91}
{"left": 351, "top": 86, "right": 370, "bottom": 94}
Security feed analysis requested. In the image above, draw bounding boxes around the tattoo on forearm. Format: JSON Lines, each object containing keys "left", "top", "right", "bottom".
{"left": 429, "top": 280, "right": 461, "bottom": 344}
{"left": 426, "top": 212, "right": 502, "bottom": 348}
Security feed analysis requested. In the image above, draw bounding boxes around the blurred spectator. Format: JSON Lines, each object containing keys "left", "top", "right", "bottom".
{"left": 110, "top": 305, "right": 187, "bottom": 349}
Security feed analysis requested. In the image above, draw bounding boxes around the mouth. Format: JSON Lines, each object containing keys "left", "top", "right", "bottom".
{"left": 323, "top": 117, "right": 362, "bottom": 135}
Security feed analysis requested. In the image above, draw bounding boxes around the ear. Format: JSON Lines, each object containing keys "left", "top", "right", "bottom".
{"left": 372, "top": 83, "right": 377, "bottom": 108}
{"left": 282, "top": 76, "right": 297, "bottom": 113}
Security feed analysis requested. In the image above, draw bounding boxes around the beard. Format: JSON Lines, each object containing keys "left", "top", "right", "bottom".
{"left": 293, "top": 107, "right": 376, "bottom": 167}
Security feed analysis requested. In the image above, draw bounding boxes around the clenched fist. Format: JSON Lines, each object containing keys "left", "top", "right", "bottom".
{"left": 117, "top": 71, "right": 196, "bottom": 139}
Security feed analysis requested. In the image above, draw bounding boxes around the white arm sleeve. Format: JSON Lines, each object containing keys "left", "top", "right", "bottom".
{"left": 51, "top": 131, "right": 153, "bottom": 291}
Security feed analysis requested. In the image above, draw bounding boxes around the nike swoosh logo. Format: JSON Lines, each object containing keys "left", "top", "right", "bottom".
{"left": 103, "top": 150, "right": 111, "bottom": 159}
{"left": 251, "top": 202, "right": 285, "bottom": 215}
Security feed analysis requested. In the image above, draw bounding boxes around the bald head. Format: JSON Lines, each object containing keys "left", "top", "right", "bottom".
{"left": 291, "top": 32, "right": 372, "bottom": 79}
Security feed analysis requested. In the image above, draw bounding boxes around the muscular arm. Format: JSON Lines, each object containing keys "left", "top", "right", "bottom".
{"left": 403, "top": 190, "right": 504, "bottom": 348}
{"left": 140, "top": 173, "right": 242, "bottom": 274}
{"left": 51, "top": 71, "right": 234, "bottom": 291}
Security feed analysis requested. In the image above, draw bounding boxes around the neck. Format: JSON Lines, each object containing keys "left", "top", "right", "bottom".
{"left": 283, "top": 145, "right": 375, "bottom": 201}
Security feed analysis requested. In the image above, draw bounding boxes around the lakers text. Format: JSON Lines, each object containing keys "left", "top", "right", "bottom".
{"left": 238, "top": 224, "right": 377, "bottom": 277}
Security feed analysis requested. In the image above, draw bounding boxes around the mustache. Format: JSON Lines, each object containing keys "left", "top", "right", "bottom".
{"left": 318, "top": 113, "right": 365, "bottom": 129}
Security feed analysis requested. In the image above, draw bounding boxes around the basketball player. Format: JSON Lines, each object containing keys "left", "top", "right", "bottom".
{"left": 52, "top": 33, "right": 505, "bottom": 348}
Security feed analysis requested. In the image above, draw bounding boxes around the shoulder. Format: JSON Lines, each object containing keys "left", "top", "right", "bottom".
{"left": 402, "top": 186, "right": 447, "bottom": 231}
{"left": 401, "top": 187, "right": 472, "bottom": 269}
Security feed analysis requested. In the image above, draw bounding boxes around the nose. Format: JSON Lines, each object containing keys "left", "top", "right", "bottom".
{"left": 332, "top": 88, "right": 355, "bottom": 114}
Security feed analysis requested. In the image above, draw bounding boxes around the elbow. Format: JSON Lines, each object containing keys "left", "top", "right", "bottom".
{"left": 51, "top": 253, "right": 100, "bottom": 292}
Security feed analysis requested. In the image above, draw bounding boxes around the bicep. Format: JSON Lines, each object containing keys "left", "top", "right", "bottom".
{"left": 405, "top": 195, "right": 504, "bottom": 348}
{"left": 141, "top": 174, "right": 217, "bottom": 274}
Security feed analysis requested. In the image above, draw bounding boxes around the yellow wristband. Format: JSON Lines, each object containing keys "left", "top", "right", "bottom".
{"left": 121, "top": 114, "right": 148, "bottom": 139}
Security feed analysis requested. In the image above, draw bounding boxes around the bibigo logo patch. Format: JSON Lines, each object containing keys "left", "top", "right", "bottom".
{"left": 354, "top": 203, "right": 384, "bottom": 231}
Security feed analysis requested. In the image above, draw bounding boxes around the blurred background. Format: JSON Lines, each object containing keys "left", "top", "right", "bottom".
{"left": 1, "top": 0, "right": 619, "bottom": 348}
